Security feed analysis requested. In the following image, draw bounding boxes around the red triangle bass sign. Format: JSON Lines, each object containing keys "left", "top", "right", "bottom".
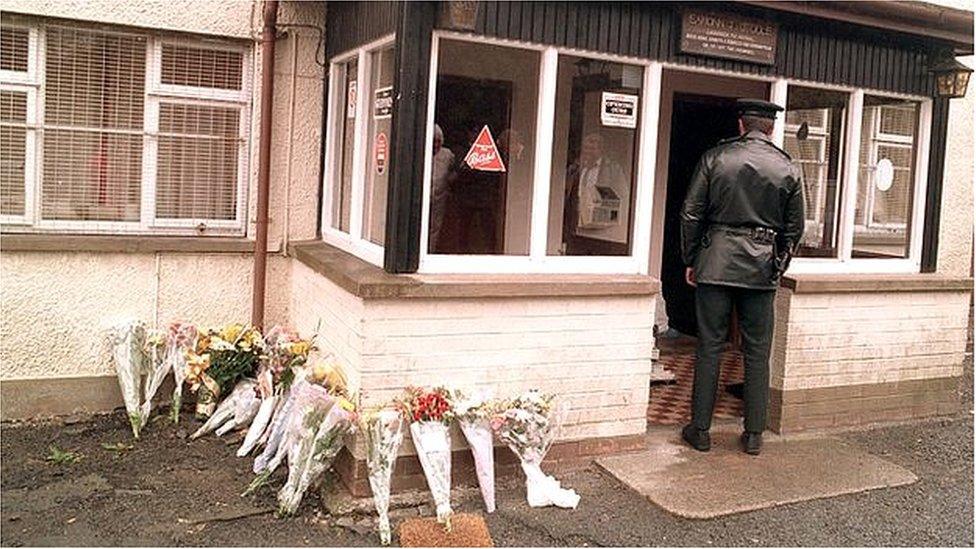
{"left": 463, "top": 125, "right": 506, "bottom": 173}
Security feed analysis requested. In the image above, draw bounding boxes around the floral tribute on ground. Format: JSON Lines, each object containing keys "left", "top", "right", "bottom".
{"left": 397, "top": 386, "right": 455, "bottom": 528}
{"left": 105, "top": 321, "right": 582, "bottom": 544}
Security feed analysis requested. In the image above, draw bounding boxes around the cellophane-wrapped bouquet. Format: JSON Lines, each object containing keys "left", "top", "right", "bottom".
{"left": 106, "top": 320, "right": 148, "bottom": 438}
{"left": 277, "top": 389, "right": 357, "bottom": 516}
{"left": 360, "top": 408, "right": 405, "bottom": 545}
{"left": 453, "top": 389, "right": 498, "bottom": 513}
{"left": 190, "top": 378, "right": 261, "bottom": 439}
{"left": 492, "top": 390, "right": 579, "bottom": 509}
{"left": 186, "top": 323, "right": 264, "bottom": 418}
{"left": 165, "top": 322, "right": 198, "bottom": 423}
{"left": 397, "top": 386, "right": 455, "bottom": 527}
{"left": 238, "top": 326, "right": 313, "bottom": 457}
{"left": 247, "top": 360, "right": 352, "bottom": 499}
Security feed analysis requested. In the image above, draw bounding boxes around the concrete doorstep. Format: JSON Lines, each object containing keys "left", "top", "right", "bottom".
{"left": 596, "top": 424, "right": 918, "bottom": 520}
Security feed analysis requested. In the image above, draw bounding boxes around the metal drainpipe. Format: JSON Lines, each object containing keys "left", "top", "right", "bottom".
{"left": 251, "top": 0, "right": 278, "bottom": 330}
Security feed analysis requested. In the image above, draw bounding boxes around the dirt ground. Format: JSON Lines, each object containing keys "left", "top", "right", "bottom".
{"left": 2, "top": 371, "right": 973, "bottom": 547}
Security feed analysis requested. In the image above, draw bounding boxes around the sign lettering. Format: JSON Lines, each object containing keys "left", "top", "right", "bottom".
{"left": 463, "top": 126, "right": 506, "bottom": 173}
{"left": 680, "top": 9, "right": 778, "bottom": 66}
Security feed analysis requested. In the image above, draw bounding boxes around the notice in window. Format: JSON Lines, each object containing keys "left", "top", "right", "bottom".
{"left": 601, "top": 92, "right": 638, "bottom": 129}
{"left": 373, "top": 86, "right": 393, "bottom": 119}
{"left": 347, "top": 80, "right": 357, "bottom": 119}
{"left": 463, "top": 125, "right": 506, "bottom": 172}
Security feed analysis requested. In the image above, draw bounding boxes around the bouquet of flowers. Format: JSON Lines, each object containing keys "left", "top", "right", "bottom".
{"left": 190, "top": 379, "right": 261, "bottom": 439}
{"left": 238, "top": 326, "right": 312, "bottom": 457}
{"left": 248, "top": 360, "right": 351, "bottom": 492}
{"left": 164, "top": 322, "right": 198, "bottom": 423}
{"left": 397, "top": 386, "right": 455, "bottom": 527}
{"left": 138, "top": 328, "right": 171, "bottom": 426}
{"left": 492, "top": 390, "right": 579, "bottom": 509}
{"left": 277, "top": 393, "right": 357, "bottom": 516}
{"left": 453, "top": 389, "right": 498, "bottom": 513}
{"left": 106, "top": 320, "right": 149, "bottom": 438}
{"left": 186, "top": 323, "right": 264, "bottom": 418}
{"left": 360, "top": 408, "right": 405, "bottom": 545}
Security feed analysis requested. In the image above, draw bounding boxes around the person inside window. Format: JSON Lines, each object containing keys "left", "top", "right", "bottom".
{"left": 561, "top": 132, "right": 627, "bottom": 254}
{"left": 428, "top": 123, "right": 456, "bottom": 253}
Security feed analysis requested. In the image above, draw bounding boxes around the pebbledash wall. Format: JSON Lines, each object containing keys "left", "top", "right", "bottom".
{"left": 0, "top": 0, "right": 324, "bottom": 418}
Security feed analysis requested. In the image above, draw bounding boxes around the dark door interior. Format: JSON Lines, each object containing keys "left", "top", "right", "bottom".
{"left": 433, "top": 75, "right": 512, "bottom": 254}
{"left": 662, "top": 94, "right": 740, "bottom": 335}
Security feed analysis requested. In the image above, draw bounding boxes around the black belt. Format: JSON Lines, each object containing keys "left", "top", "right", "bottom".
{"left": 708, "top": 224, "right": 777, "bottom": 244}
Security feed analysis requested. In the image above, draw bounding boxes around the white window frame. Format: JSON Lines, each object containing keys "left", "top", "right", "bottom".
{"left": 416, "top": 31, "right": 660, "bottom": 275}
{"left": 780, "top": 81, "right": 932, "bottom": 275}
{"left": 320, "top": 34, "right": 395, "bottom": 268}
{"left": 0, "top": 20, "right": 252, "bottom": 236}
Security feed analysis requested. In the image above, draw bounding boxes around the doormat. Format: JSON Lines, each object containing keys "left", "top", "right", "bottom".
{"left": 597, "top": 426, "right": 917, "bottom": 519}
{"left": 398, "top": 513, "right": 494, "bottom": 547}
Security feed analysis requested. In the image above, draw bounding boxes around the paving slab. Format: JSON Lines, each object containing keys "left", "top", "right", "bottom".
{"left": 596, "top": 426, "right": 918, "bottom": 519}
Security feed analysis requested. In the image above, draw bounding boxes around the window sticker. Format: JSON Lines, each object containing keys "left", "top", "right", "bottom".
{"left": 373, "top": 86, "right": 393, "bottom": 119}
{"left": 347, "top": 80, "right": 357, "bottom": 119}
{"left": 875, "top": 158, "right": 894, "bottom": 192}
{"left": 600, "top": 92, "right": 638, "bottom": 129}
{"left": 463, "top": 125, "right": 506, "bottom": 172}
{"left": 374, "top": 132, "right": 388, "bottom": 175}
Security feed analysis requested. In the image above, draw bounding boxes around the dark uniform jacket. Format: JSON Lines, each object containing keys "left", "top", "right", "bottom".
{"left": 680, "top": 130, "right": 806, "bottom": 290}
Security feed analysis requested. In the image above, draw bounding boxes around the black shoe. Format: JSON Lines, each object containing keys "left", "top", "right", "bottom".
{"left": 681, "top": 424, "right": 711, "bottom": 452}
{"left": 741, "top": 431, "right": 762, "bottom": 455}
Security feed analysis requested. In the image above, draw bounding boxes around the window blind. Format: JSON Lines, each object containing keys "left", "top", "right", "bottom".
{"left": 161, "top": 44, "right": 243, "bottom": 90}
{"left": 0, "top": 26, "right": 28, "bottom": 72}
{"left": 42, "top": 26, "right": 146, "bottom": 222}
{"left": 0, "top": 90, "right": 27, "bottom": 216}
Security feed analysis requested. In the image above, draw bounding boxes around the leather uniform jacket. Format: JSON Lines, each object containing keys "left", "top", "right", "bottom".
{"left": 680, "top": 130, "right": 806, "bottom": 290}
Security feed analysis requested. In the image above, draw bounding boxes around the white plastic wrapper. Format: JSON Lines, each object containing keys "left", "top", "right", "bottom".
{"left": 238, "top": 393, "right": 279, "bottom": 457}
{"left": 139, "top": 334, "right": 169, "bottom": 426}
{"left": 277, "top": 402, "right": 355, "bottom": 516}
{"left": 459, "top": 418, "right": 496, "bottom": 513}
{"left": 165, "top": 323, "right": 197, "bottom": 423}
{"left": 254, "top": 380, "right": 331, "bottom": 475}
{"left": 107, "top": 320, "right": 148, "bottom": 438}
{"left": 363, "top": 409, "right": 405, "bottom": 545}
{"left": 409, "top": 420, "right": 453, "bottom": 525}
{"left": 190, "top": 379, "right": 259, "bottom": 440}
{"left": 493, "top": 392, "right": 579, "bottom": 509}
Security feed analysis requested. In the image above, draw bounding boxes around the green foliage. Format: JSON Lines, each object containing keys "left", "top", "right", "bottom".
{"left": 46, "top": 445, "right": 82, "bottom": 465}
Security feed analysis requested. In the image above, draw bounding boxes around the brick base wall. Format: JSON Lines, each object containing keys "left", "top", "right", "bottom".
{"left": 769, "top": 376, "right": 963, "bottom": 433}
{"left": 334, "top": 433, "right": 647, "bottom": 498}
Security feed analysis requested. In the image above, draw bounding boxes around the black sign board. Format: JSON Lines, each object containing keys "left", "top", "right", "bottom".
{"left": 680, "top": 9, "right": 778, "bottom": 66}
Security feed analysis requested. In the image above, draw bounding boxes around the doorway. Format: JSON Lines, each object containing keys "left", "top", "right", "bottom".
{"left": 647, "top": 70, "right": 769, "bottom": 427}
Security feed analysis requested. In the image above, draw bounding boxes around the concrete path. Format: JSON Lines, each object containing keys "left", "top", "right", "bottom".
{"left": 596, "top": 424, "right": 918, "bottom": 519}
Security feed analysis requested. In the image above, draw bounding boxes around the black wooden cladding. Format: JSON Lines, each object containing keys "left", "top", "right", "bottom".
{"left": 467, "top": 1, "right": 939, "bottom": 97}
{"left": 325, "top": 0, "right": 398, "bottom": 59}
{"left": 920, "top": 98, "right": 950, "bottom": 273}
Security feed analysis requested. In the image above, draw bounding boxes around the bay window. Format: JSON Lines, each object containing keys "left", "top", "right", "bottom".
{"left": 321, "top": 37, "right": 394, "bottom": 265}
{"left": 0, "top": 18, "right": 251, "bottom": 234}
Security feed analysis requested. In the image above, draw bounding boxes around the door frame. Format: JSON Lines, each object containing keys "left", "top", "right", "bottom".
{"left": 648, "top": 69, "right": 775, "bottom": 284}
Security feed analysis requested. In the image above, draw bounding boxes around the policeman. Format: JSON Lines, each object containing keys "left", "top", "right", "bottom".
{"left": 679, "top": 99, "right": 805, "bottom": 456}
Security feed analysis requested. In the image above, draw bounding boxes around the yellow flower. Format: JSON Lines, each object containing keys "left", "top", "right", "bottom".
{"left": 309, "top": 361, "right": 348, "bottom": 396}
{"left": 338, "top": 397, "right": 356, "bottom": 412}
{"left": 195, "top": 335, "right": 211, "bottom": 354}
{"left": 219, "top": 323, "right": 244, "bottom": 343}
{"left": 288, "top": 341, "right": 310, "bottom": 356}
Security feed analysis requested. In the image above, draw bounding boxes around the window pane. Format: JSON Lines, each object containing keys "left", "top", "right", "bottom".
{"left": 161, "top": 44, "right": 243, "bottom": 91}
{"left": 547, "top": 55, "right": 643, "bottom": 256}
{"left": 42, "top": 27, "right": 146, "bottom": 222}
{"left": 0, "top": 90, "right": 27, "bottom": 216}
{"left": 331, "top": 59, "right": 356, "bottom": 233}
{"left": 1, "top": 25, "right": 29, "bottom": 72}
{"left": 852, "top": 97, "right": 919, "bottom": 259}
{"left": 362, "top": 46, "right": 394, "bottom": 245}
{"left": 156, "top": 103, "right": 240, "bottom": 220}
{"left": 783, "top": 86, "right": 847, "bottom": 258}
{"left": 428, "top": 39, "right": 539, "bottom": 255}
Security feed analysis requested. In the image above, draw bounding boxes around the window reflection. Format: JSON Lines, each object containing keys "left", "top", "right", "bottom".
{"left": 784, "top": 86, "right": 847, "bottom": 258}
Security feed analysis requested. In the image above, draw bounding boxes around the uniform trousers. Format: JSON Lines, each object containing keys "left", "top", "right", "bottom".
{"left": 691, "top": 283, "right": 776, "bottom": 434}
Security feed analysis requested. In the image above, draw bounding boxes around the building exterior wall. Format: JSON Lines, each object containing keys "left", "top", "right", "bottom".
{"left": 769, "top": 286, "right": 970, "bottom": 432}
{"left": 0, "top": 1, "right": 323, "bottom": 412}
{"left": 937, "top": 55, "right": 974, "bottom": 278}
{"left": 289, "top": 259, "right": 655, "bottom": 456}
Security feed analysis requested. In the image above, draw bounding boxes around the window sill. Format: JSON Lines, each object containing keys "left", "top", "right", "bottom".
{"left": 781, "top": 273, "right": 973, "bottom": 294}
{"left": 290, "top": 240, "right": 661, "bottom": 299}
{"left": 0, "top": 233, "right": 266, "bottom": 254}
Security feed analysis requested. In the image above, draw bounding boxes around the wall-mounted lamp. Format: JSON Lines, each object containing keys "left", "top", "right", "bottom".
{"left": 930, "top": 54, "right": 973, "bottom": 99}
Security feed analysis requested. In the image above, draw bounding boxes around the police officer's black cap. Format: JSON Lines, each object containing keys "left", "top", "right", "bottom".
{"left": 735, "top": 99, "right": 784, "bottom": 120}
